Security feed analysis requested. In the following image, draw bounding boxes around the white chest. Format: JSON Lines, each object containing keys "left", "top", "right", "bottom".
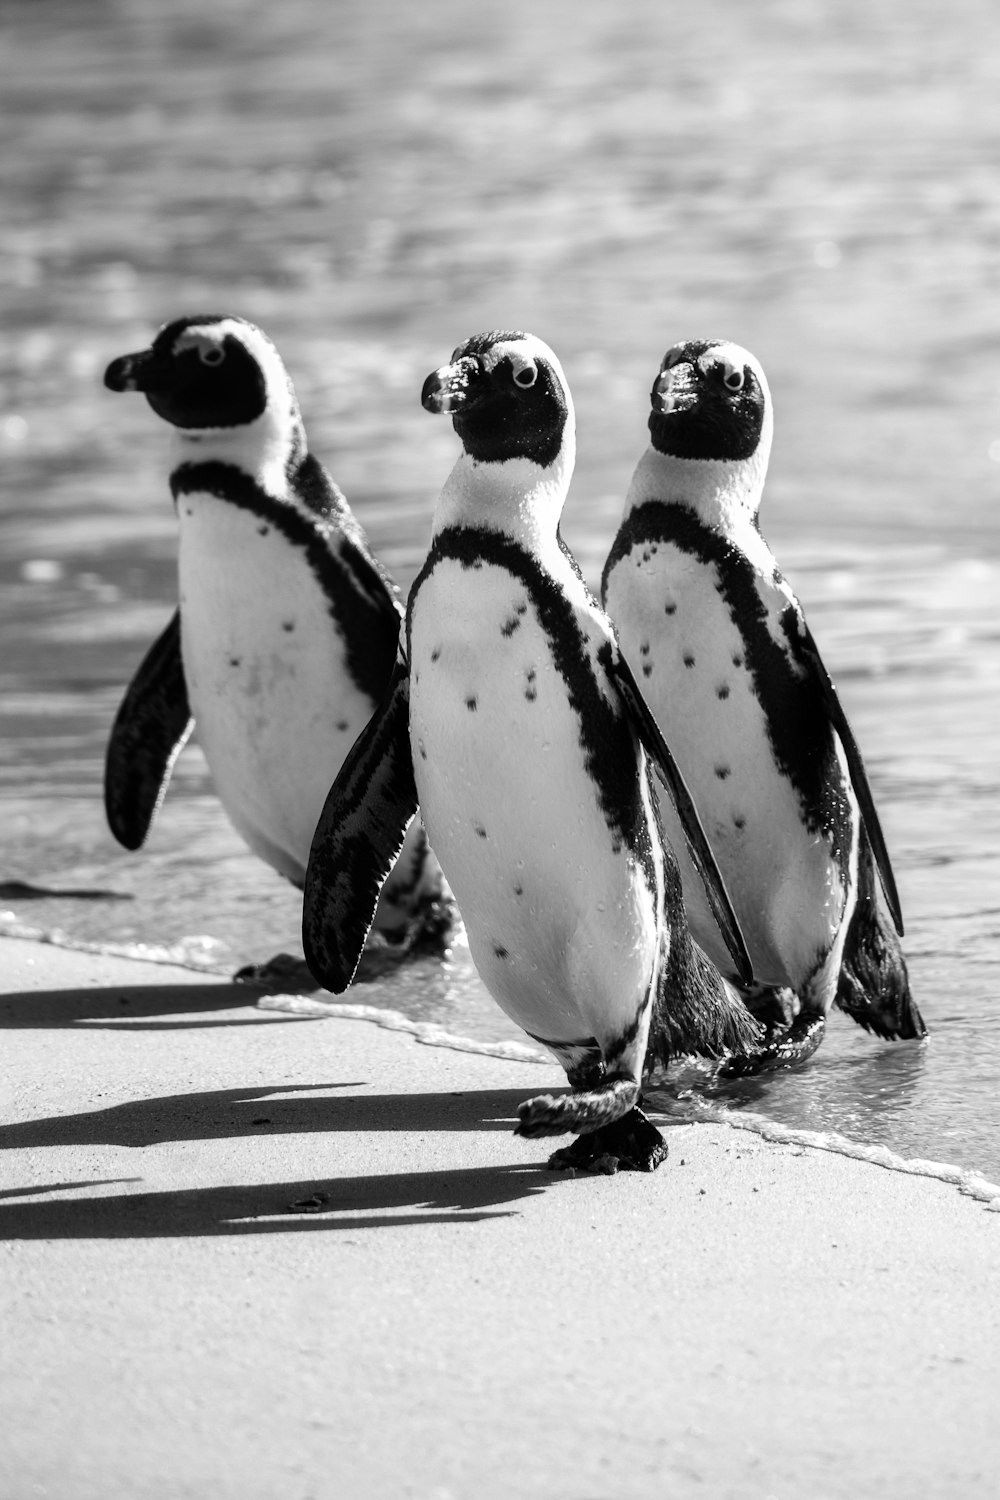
{"left": 605, "top": 540, "right": 850, "bottom": 985}
{"left": 176, "top": 490, "right": 376, "bottom": 881}
{"left": 408, "top": 555, "right": 658, "bottom": 1046}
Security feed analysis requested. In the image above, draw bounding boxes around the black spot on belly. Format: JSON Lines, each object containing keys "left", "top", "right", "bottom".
{"left": 683, "top": 652, "right": 696, "bottom": 668}
{"left": 282, "top": 620, "right": 295, "bottom": 633}
{"left": 466, "top": 695, "right": 478, "bottom": 712}
{"left": 501, "top": 615, "right": 521, "bottom": 637}
{"left": 229, "top": 656, "right": 241, "bottom": 668}
{"left": 664, "top": 603, "right": 676, "bottom": 616}
{"left": 418, "top": 739, "right": 427, "bottom": 761}
{"left": 336, "top": 719, "right": 349, "bottom": 732}
{"left": 642, "top": 663, "right": 653, "bottom": 678}
{"left": 258, "top": 525, "right": 269, "bottom": 537}
{"left": 639, "top": 642, "right": 650, "bottom": 657}
{"left": 513, "top": 882, "right": 523, "bottom": 896}
{"left": 524, "top": 666, "right": 537, "bottom": 703}
{"left": 431, "top": 647, "right": 441, "bottom": 662}
{"left": 474, "top": 823, "right": 487, "bottom": 839}
{"left": 494, "top": 944, "right": 509, "bottom": 960}
{"left": 732, "top": 652, "right": 743, "bottom": 668}
{"left": 716, "top": 684, "right": 730, "bottom": 700}
{"left": 733, "top": 814, "right": 746, "bottom": 830}
{"left": 715, "top": 765, "right": 731, "bottom": 780}
{"left": 184, "top": 507, "right": 193, "bottom": 517}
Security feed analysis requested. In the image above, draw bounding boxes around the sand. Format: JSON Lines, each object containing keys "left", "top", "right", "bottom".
{"left": 1, "top": 934, "right": 998, "bottom": 1500}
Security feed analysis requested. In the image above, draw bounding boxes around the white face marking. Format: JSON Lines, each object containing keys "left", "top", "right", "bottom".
{"left": 628, "top": 340, "right": 774, "bottom": 532}
{"left": 432, "top": 334, "right": 576, "bottom": 547}
{"left": 164, "top": 317, "right": 302, "bottom": 496}
{"left": 172, "top": 327, "right": 226, "bottom": 364}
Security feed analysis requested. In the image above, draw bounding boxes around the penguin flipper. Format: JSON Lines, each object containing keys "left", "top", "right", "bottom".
{"left": 302, "top": 657, "right": 418, "bottom": 994}
{"left": 796, "top": 625, "right": 904, "bottom": 937}
{"left": 104, "top": 609, "right": 193, "bottom": 850}
{"left": 606, "top": 645, "right": 754, "bottom": 987}
{"left": 834, "top": 838, "right": 926, "bottom": 1041}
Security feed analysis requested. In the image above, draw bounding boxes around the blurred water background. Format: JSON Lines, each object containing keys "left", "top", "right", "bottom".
{"left": 2, "top": 0, "right": 999, "bottom": 1179}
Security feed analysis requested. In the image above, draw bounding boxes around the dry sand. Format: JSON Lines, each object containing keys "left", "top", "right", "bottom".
{"left": 1, "top": 933, "right": 998, "bottom": 1500}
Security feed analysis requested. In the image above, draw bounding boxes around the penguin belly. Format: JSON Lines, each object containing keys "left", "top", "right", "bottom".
{"left": 409, "top": 559, "right": 658, "bottom": 1054}
{"left": 177, "top": 492, "right": 378, "bottom": 885}
{"left": 606, "top": 542, "right": 852, "bottom": 989}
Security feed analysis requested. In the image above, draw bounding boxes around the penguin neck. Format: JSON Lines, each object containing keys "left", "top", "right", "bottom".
{"left": 625, "top": 444, "right": 768, "bottom": 547}
{"left": 169, "top": 405, "right": 306, "bottom": 499}
{"left": 432, "top": 444, "right": 574, "bottom": 560}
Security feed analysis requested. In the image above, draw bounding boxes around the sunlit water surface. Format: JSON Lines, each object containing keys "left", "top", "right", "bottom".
{"left": 2, "top": 0, "right": 999, "bottom": 1180}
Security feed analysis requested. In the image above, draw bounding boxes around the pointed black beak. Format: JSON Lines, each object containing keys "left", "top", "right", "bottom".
{"left": 650, "top": 361, "right": 698, "bottom": 415}
{"left": 421, "top": 355, "right": 483, "bottom": 415}
{"left": 104, "top": 348, "right": 165, "bottom": 393}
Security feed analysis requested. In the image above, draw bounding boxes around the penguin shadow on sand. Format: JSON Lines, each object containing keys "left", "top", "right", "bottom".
{"left": 0, "top": 980, "right": 300, "bottom": 1031}
{"left": 0, "top": 1163, "right": 551, "bottom": 1239}
{"left": 0, "top": 1086, "right": 563, "bottom": 1239}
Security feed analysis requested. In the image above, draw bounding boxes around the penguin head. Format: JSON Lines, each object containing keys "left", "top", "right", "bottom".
{"left": 105, "top": 316, "right": 305, "bottom": 483}
{"left": 647, "top": 340, "right": 771, "bottom": 467}
{"left": 421, "top": 331, "right": 573, "bottom": 471}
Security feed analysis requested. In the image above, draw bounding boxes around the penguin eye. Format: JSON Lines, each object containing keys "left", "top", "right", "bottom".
{"left": 199, "top": 345, "right": 226, "bottom": 367}
{"left": 511, "top": 360, "right": 538, "bottom": 389}
{"left": 722, "top": 363, "right": 744, "bottom": 391}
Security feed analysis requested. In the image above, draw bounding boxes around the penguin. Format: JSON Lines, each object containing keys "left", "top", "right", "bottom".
{"left": 103, "top": 314, "right": 450, "bottom": 963}
{"left": 601, "top": 337, "right": 926, "bottom": 1073}
{"left": 303, "top": 330, "right": 760, "bottom": 1172}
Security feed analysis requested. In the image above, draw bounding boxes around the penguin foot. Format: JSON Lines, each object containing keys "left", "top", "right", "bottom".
{"left": 718, "top": 1013, "right": 826, "bottom": 1078}
{"left": 234, "top": 952, "right": 317, "bottom": 991}
{"left": 546, "top": 1108, "right": 668, "bottom": 1174}
{"left": 401, "top": 890, "right": 460, "bottom": 957}
{"left": 515, "top": 1074, "right": 640, "bottom": 1139}
{"left": 745, "top": 986, "right": 800, "bottom": 1040}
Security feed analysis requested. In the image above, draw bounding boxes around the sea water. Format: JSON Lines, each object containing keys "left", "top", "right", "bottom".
{"left": 2, "top": 0, "right": 999, "bottom": 1184}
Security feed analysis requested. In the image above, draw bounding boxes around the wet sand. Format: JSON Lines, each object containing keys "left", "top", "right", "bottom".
{"left": 2, "top": 935, "right": 997, "bottom": 1500}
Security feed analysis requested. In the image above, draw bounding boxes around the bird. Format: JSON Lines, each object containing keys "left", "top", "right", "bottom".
{"left": 601, "top": 337, "right": 925, "bottom": 1073}
{"left": 103, "top": 313, "right": 451, "bottom": 970}
{"left": 303, "top": 329, "right": 760, "bottom": 1171}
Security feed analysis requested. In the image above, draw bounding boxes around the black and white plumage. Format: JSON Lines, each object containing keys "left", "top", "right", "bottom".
{"left": 303, "top": 330, "right": 759, "bottom": 1171}
{"left": 602, "top": 338, "right": 925, "bottom": 1071}
{"left": 103, "top": 314, "right": 449, "bottom": 957}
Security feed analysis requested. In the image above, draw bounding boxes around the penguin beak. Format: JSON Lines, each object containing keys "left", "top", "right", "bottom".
{"left": 104, "top": 348, "right": 170, "bottom": 394}
{"left": 651, "top": 362, "right": 698, "bottom": 415}
{"left": 421, "top": 356, "right": 484, "bottom": 415}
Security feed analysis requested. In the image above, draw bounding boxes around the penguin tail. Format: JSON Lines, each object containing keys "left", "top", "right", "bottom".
{"left": 515, "top": 1074, "right": 640, "bottom": 1138}
{"left": 834, "top": 839, "right": 927, "bottom": 1042}
{"left": 646, "top": 862, "right": 763, "bottom": 1069}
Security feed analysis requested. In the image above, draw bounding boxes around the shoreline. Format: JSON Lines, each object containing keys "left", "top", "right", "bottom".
{"left": 6, "top": 917, "right": 999, "bottom": 1202}
{"left": 3, "top": 932, "right": 999, "bottom": 1498}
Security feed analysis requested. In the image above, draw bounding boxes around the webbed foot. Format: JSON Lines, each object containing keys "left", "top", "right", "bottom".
{"left": 234, "top": 952, "right": 317, "bottom": 990}
{"left": 401, "top": 890, "right": 459, "bottom": 958}
{"left": 546, "top": 1107, "right": 668, "bottom": 1174}
{"left": 719, "top": 1013, "right": 826, "bottom": 1078}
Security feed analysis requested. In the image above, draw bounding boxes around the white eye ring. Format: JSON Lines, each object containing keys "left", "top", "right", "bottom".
{"left": 512, "top": 359, "right": 537, "bottom": 389}
{"left": 723, "top": 363, "right": 744, "bottom": 391}
{"left": 199, "top": 345, "right": 225, "bottom": 366}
